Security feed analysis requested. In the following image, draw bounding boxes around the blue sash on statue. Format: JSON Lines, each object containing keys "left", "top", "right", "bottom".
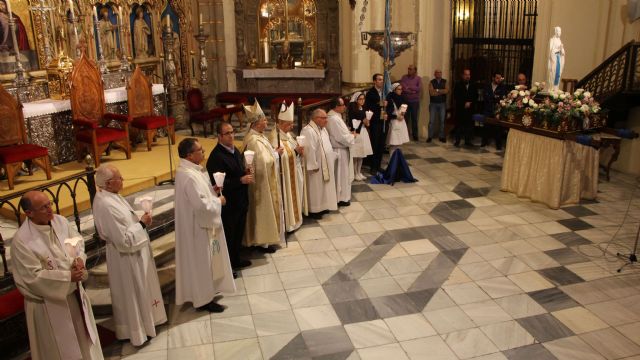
{"left": 554, "top": 53, "right": 561, "bottom": 86}
{"left": 370, "top": 148, "right": 418, "bottom": 185}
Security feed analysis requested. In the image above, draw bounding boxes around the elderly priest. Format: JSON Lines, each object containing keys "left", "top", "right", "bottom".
{"left": 175, "top": 138, "right": 236, "bottom": 313}
{"left": 242, "top": 100, "right": 284, "bottom": 252}
{"left": 300, "top": 109, "right": 338, "bottom": 218}
{"left": 11, "top": 191, "right": 103, "bottom": 360}
{"left": 270, "top": 102, "right": 307, "bottom": 232}
{"left": 92, "top": 164, "right": 167, "bottom": 346}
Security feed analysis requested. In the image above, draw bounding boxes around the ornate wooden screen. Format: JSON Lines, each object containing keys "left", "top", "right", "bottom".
{"left": 451, "top": 0, "right": 538, "bottom": 85}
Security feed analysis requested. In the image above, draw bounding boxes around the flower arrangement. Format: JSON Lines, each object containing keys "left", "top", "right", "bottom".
{"left": 496, "top": 82, "right": 604, "bottom": 132}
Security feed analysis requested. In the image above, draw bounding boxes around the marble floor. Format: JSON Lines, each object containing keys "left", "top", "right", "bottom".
{"left": 96, "top": 139, "right": 640, "bottom": 360}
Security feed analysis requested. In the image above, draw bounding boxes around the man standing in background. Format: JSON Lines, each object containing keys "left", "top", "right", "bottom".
{"left": 400, "top": 65, "right": 422, "bottom": 141}
{"left": 428, "top": 69, "right": 448, "bottom": 143}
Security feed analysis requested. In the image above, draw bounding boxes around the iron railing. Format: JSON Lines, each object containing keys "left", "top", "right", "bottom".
{"left": 0, "top": 167, "right": 97, "bottom": 290}
{"left": 576, "top": 41, "right": 640, "bottom": 104}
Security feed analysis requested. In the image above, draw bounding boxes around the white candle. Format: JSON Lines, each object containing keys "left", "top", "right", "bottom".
{"left": 93, "top": 6, "right": 98, "bottom": 21}
{"left": 68, "top": 0, "right": 73, "bottom": 14}
{"left": 118, "top": 5, "right": 122, "bottom": 19}
{"left": 165, "top": 15, "right": 170, "bottom": 28}
{"left": 6, "top": 0, "right": 12, "bottom": 16}
{"left": 199, "top": 13, "right": 203, "bottom": 25}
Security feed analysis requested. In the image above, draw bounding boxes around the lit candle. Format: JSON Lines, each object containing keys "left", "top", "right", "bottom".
{"left": 93, "top": 6, "right": 98, "bottom": 21}
{"left": 68, "top": 0, "right": 73, "bottom": 14}
{"left": 165, "top": 15, "right": 170, "bottom": 28}
{"left": 118, "top": 5, "right": 122, "bottom": 19}
{"left": 199, "top": 13, "right": 203, "bottom": 25}
{"left": 6, "top": 0, "right": 12, "bottom": 16}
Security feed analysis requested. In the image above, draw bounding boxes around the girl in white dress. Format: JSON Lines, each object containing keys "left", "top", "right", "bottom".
{"left": 386, "top": 83, "right": 411, "bottom": 152}
{"left": 348, "top": 92, "right": 373, "bottom": 181}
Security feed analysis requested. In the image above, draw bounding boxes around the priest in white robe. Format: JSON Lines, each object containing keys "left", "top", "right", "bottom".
{"left": 325, "top": 97, "right": 355, "bottom": 206}
{"left": 92, "top": 164, "right": 167, "bottom": 346}
{"left": 300, "top": 109, "right": 338, "bottom": 217}
{"left": 242, "top": 101, "right": 284, "bottom": 251}
{"left": 11, "top": 191, "right": 103, "bottom": 360}
{"left": 270, "top": 102, "right": 307, "bottom": 232}
{"left": 174, "top": 138, "right": 236, "bottom": 313}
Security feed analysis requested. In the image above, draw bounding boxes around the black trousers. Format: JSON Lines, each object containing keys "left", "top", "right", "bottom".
{"left": 221, "top": 206, "right": 247, "bottom": 263}
{"left": 368, "top": 120, "right": 388, "bottom": 172}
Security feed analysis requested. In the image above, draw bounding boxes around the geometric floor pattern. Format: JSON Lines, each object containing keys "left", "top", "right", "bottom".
{"left": 101, "top": 139, "right": 640, "bottom": 360}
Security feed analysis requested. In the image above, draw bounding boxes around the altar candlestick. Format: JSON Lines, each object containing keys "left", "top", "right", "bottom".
{"left": 93, "top": 6, "right": 98, "bottom": 22}
{"left": 68, "top": 0, "right": 73, "bottom": 14}
{"left": 6, "top": 0, "right": 12, "bottom": 15}
{"left": 199, "top": 13, "right": 203, "bottom": 25}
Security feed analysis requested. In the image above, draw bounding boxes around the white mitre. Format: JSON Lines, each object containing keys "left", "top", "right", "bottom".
{"left": 244, "top": 99, "right": 265, "bottom": 123}
{"left": 278, "top": 102, "right": 295, "bottom": 123}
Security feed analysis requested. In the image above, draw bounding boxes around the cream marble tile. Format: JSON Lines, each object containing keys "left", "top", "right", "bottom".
{"left": 400, "top": 335, "right": 458, "bottom": 360}
{"left": 361, "top": 262, "right": 392, "bottom": 280}
{"left": 468, "top": 217, "right": 504, "bottom": 231}
{"left": 405, "top": 214, "right": 439, "bottom": 227}
{"left": 516, "top": 252, "right": 561, "bottom": 270}
{"left": 379, "top": 217, "right": 412, "bottom": 230}
{"left": 273, "top": 254, "right": 311, "bottom": 272}
{"left": 384, "top": 313, "right": 437, "bottom": 341}
{"left": 392, "top": 272, "right": 422, "bottom": 291}
{"left": 509, "top": 224, "right": 546, "bottom": 239}
{"left": 285, "top": 285, "right": 330, "bottom": 309}
{"left": 330, "top": 235, "right": 366, "bottom": 250}
{"left": 500, "top": 240, "right": 539, "bottom": 256}
{"left": 533, "top": 221, "right": 572, "bottom": 235}
{"left": 432, "top": 191, "right": 463, "bottom": 202}
{"left": 294, "top": 226, "right": 327, "bottom": 241}
{"left": 243, "top": 273, "right": 284, "bottom": 294}
{"left": 526, "top": 235, "right": 567, "bottom": 251}
{"left": 466, "top": 197, "right": 498, "bottom": 207}
{"left": 213, "top": 338, "right": 263, "bottom": 360}
{"left": 167, "top": 304, "right": 211, "bottom": 325}
{"left": 494, "top": 293, "right": 547, "bottom": 319}
{"left": 543, "top": 336, "right": 605, "bottom": 360}
{"left": 565, "top": 262, "right": 611, "bottom": 281}
{"left": 357, "top": 343, "right": 409, "bottom": 360}
{"left": 252, "top": 310, "right": 300, "bottom": 337}
{"left": 494, "top": 214, "right": 529, "bottom": 226}
{"left": 121, "top": 325, "right": 169, "bottom": 355}
{"left": 351, "top": 220, "right": 385, "bottom": 234}
{"left": 424, "top": 306, "right": 477, "bottom": 334}
{"left": 167, "top": 344, "right": 214, "bottom": 360}
{"left": 443, "top": 328, "right": 500, "bottom": 359}
{"left": 458, "top": 232, "right": 497, "bottom": 247}
{"left": 579, "top": 327, "right": 640, "bottom": 360}
{"left": 480, "top": 320, "right": 535, "bottom": 351}
{"left": 121, "top": 350, "right": 168, "bottom": 360}
{"left": 443, "top": 282, "right": 491, "bottom": 305}
{"left": 396, "top": 205, "right": 427, "bottom": 217}
{"left": 211, "top": 315, "right": 256, "bottom": 342}
{"left": 442, "top": 267, "right": 474, "bottom": 286}
{"left": 443, "top": 221, "right": 479, "bottom": 235}
{"left": 293, "top": 304, "right": 341, "bottom": 331}
{"left": 422, "top": 288, "right": 457, "bottom": 311}
{"left": 586, "top": 299, "right": 640, "bottom": 326}
{"left": 257, "top": 332, "right": 299, "bottom": 360}
{"left": 473, "top": 244, "right": 512, "bottom": 261}
{"left": 369, "top": 207, "right": 400, "bottom": 220}
{"left": 298, "top": 238, "right": 336, "bottom": 253}
{"left": 381, "top": 256, "right": 422, "bottom": 275}
{"left": 167, "top": 320, "right": 213, "bottom": 349}
{"left": 278, "top": 269, "right": 320, "bottom": 289}
{"left": 507, "top": 271, "right": 555, "bottom": 292}
{"left": 460, "top": 299, "right": 512, "bottom": 326}
{"left": 382, "top": 244, "right": 411, "bottom": 259}
{"left": 343, "top": 210, "right": 375, "bottom": 224}
{"left": 552, "top": 307, "right": 609, "bottom": 334}
{"left": 458, "top": 249, "right": 487, "bottom": 265}
{"left": 239, "top": 258, "right": 277, "bottom": 277}
{"left": 399, "top": 239, "right": 440, "bottom": 255}
{"left": 482, "top": 228, "right": 521, "bottom": 243}
{"left": 616, "top": 322, "right": 640, "bottom": 346}
{"left": 359, "top": 276, "right": 404, "bottom": 298}
{"left": 247, "top": 291, "right": 290, "bottom": 314}
{"left": 344, "top": 319, "right": 396, "bottom": 349}
{"left": 476, "top": 276, "right": 523, "bottom": 299}
{"left": 489, "top": 257, "right": 532, "bottom": 275}
{"left": 459, "top": 262, "right": 504, "bottom": 280}
{"left": 306, "top": 251, "right": 345, "bottom": 268}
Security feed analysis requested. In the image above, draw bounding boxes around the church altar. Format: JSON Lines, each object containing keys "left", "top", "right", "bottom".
{"left": 501, "top": 129, "right": 599, "bottom": 209}
{"left": 21, "top": 84, "right": 165, "bottom": 165}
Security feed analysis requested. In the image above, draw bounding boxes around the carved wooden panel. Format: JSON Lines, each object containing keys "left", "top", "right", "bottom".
{"left": 0, "top": 84, "right": 26, "bottom": 147}
{"left": 127, "top": 66, "right": 154, "bottom": 119}
{"left": 70, "top": 55, "right": 106, "bottom": 124}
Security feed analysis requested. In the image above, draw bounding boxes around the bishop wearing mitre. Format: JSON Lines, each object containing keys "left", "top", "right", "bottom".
{"left": 270, "top": 102, "right": 307, "bottom": 232}
{"left": 242, "top": 100, "right": 284, "bottom": 252}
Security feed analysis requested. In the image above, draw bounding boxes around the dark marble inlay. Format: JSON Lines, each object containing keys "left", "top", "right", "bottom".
{"left": 331, "top": 298, "right": 380, "bottom": 324}
{"left": 430, "top": 208, "right": 473, "bottom": 223}
{"left": 301, "top": 326, "right": 354, "bottom": 358}
{"left": 551, "top": 232, "right": 591, "bottom": 247}
{"left": 322, "top": 281, "right": 368, "bottom": 303}
{"left": 544, "top": 248, "right": 589, "bottom": 266}
{"left": 312, "top": 351, "right": 355, "bottom": 360}
{"left": 408, "top": 252, "right": 458, "bottom": 292}
{"left": 425, "top": 157, "right": 448, "bottom": 164}
{"left": 406, "top": 288, "right": 439, "bottom": 310}
{"left": 560, "top": 206, "right": 597, "bottom": 218}
{"left": 503, "top": 344, "right": 558, "bottom": 360}
{"left": 451, "top": 160, "right": 476, "bottom": 167}
{"left": 302, "top": 216, "right": 321, "bottom": 227}
{"left": 271, "top": 333, "right": 313, "bottom": 360}
{"left": 329, "top": 244, "right": 394, "bottom": 282}
{"left": 402, "top": 153, "right": 420, "bottom": 160}
{"left": 351, "top": 184, "right": 373, "bottom": 193}
{"left": 481, "top": 164, "right": 502, "bottom": 171}
{"left": 370, "top": 293, "right": 419, "bottom": 318}
{"left": 443, "top": 199, "right": 475, "bottom": 210}
{"left": 430, "top": 235, "right": 467, "bottom": 251}
{"left": 538, "top": 267, "right": 585, "bottom": 286}
{"left": 557, "top": 218, "right": 594, "bottom": 231}
{"left": 413, "top": 224, "right": 454, "bottom": 239}
{"left": 516, "top": 314, "right": 574, "bottom": 343}
{"left": 528, "top": 287, "right": 580, "bottom": 312}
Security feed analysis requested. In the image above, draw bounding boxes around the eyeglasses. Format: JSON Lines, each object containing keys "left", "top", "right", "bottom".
{"left": 32, "top": 201, "right": 53, "bottom": 212}
{"left": 108, "top": 176, "right": 123, "bottom": 183}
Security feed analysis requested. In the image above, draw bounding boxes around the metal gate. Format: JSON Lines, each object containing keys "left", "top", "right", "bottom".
{"left": 451, "top": 0, "right": 538, "bottom": 86}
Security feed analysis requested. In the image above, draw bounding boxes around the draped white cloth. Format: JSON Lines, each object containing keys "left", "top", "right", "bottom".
{"left": 174, "top": 159, "right": 236, "bottom": 308}
{"left": 270, "top": 129, "right": 307, "bottom": 231}
{"left": 92, "top": 190, "right": 167, "bottom": 346}
{"left": 11, "top": 216, "right": 103, "bottom": 360}
{"left": 301, "top": 122, "right": 338, "bottom": 213}
{"left": 325, "top": 110, "right": 355, "bottom": 202}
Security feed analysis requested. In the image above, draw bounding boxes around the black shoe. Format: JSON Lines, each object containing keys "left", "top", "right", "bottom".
{"left": 413, "top": 137, "right": 419, "bottom": 141}
{"left": 496, "top": 146, "right": 503, "bottom": 151}
{"left": 464, "top": 143, "right": 476, "bottom": 148}
{"left": 255, "top": 245, "right": 277, "bottom": 254}
{"left": 197, "top": 301, "right": 225, "bottom": 313}
{"left": 232, "top": 259, "right": 252, "bottom": 269}
{"left": 426, "top": 138, "right": 432, "bottom": 143}
{"left": 439, "top": 137, "right": 446, "bottom": 143}
{"left": 233, "top": 271, "right": 238, "bottom": 279}
{"left": 308, "top": 212, "right": 324, "bottom": 220}
{"left": 454, "top": 141, "right": 461, "bottom": 147}
{"left": 338, "top": 201, "right": 351, "bottom": 207}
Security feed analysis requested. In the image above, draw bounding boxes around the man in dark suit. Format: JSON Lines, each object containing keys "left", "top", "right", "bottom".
{"left": 364, "top": 73, "right": 387, "bottom": 174}
{"left": 207, "top": 121, "right": 254, "bottom": 269}
{"left": 453, "top": 68, "right": 479, "bottom": 147}
{"left": 481, "top": 72, "right": 509, "bottom": 150}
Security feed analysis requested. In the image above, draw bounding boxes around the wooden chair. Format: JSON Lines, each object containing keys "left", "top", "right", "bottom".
{"left": 0, "top": 84, "right": 52, "bottom": 190}
{"left": 127, "top": 66, "right": 176, "bottom": 151}
{"left": 70, "top": 54, "right": 131, "bottom": 167}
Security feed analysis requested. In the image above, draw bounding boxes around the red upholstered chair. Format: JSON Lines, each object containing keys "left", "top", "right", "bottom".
{"left": 70, "top": 54, "right": 131, "bottom": 167}
{"left": 127, "top": 66, "right": 176, "bottom": 151}
{"left": 0, "top": 83, "right": 52, "bottom": 190}
{"left": 186, "top": 88, "right": 219, "bottom": 137}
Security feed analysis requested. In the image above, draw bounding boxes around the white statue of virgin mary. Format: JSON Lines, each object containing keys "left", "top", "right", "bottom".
{"left": 547, "top": 26, "right": 565, "bottom": 92}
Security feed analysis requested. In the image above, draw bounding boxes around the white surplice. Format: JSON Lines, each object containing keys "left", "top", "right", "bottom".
{"left": 326, "top": 110, "right": 355, "bottom": 202}
{"left": 92, "top": 190, "right": 167, "bottom": 346}
{"left": 174, "top": 158, "right": 236, "bottom": 308}
{"left": 270, "top": 129, "right": 307, "bottom": 231}
{"left": 11, "top": 215, "right": 103, "bottom": 360}
{"left": 301, "top": 121, "right": 338, "bottom": 213}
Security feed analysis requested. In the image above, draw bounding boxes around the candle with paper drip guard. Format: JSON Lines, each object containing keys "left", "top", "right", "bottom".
{"left": 212, "top": 172, "right": 226, "bottom": 196}
{"left": 244, "top": 150, "right": 255, "bottom": 175}
{"left": 296, "top": 135, "right": 306, "bottom": 147}
{"left": 134, "top": 195, "right": 154, "bottom": 215}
